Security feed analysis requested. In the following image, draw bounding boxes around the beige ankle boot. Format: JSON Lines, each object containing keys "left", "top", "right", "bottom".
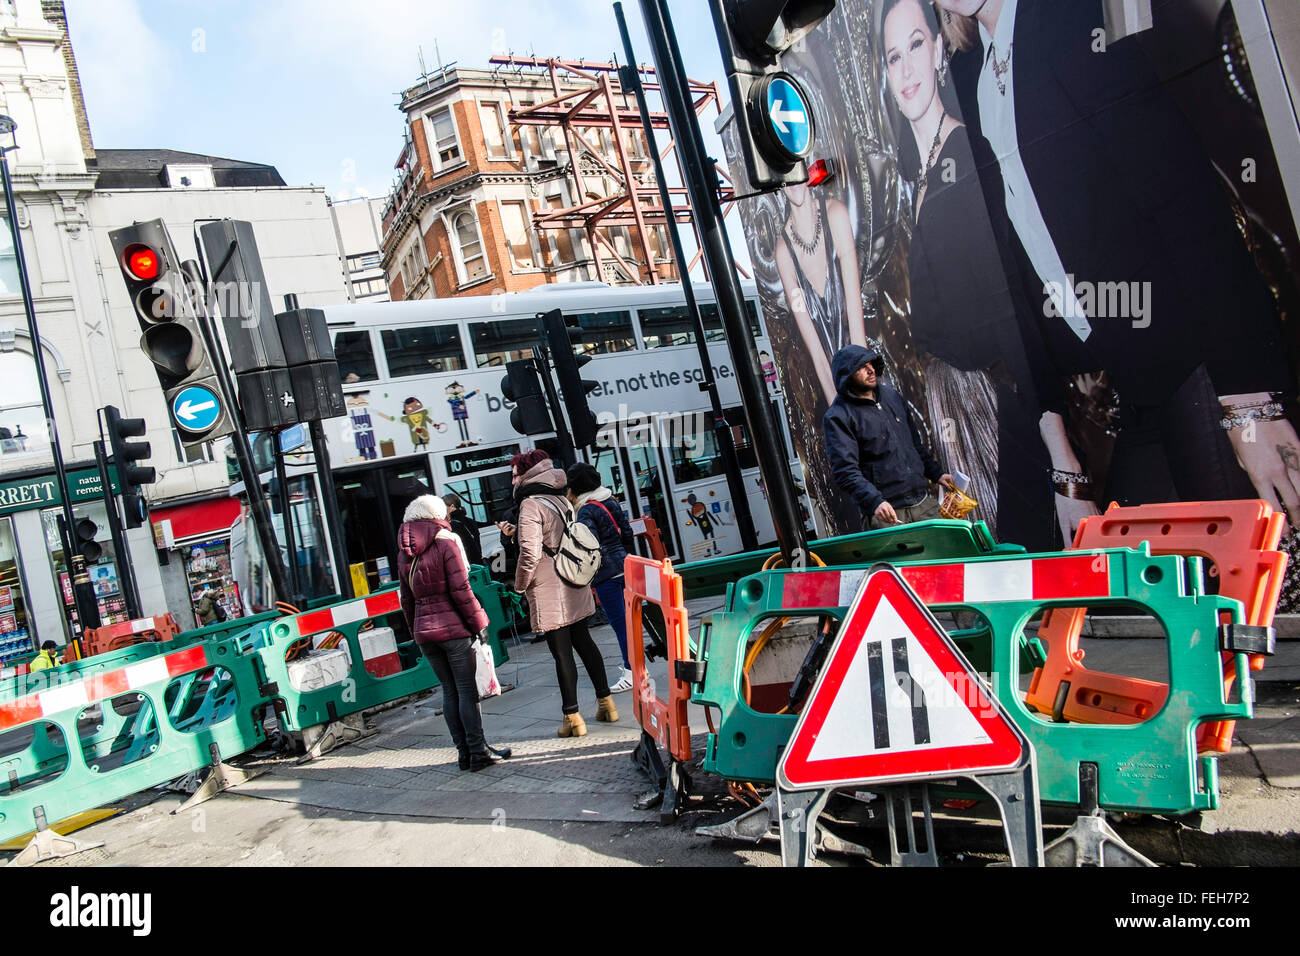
{"left": 558, "top": 712, "right": 587, "bottom": 737}
{"left": 595, "top": 695, "right": 619, "bottom": 722}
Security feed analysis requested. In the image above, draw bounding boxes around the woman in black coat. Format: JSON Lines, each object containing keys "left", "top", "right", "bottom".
{"left": 935, "top": 0, "right": 1298, "bottom": 524}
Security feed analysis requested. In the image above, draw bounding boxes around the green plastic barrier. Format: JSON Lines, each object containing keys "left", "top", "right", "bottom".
{"left": 691, "top": 545, "right": 1251, "bottom": 815}
{"left": 0, "top": 636, "right": 267, "bottom": 844}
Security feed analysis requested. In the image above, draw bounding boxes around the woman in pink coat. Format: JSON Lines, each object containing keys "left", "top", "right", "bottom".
{"left": 511, "top": 450, "right": 616, "bottom": 737}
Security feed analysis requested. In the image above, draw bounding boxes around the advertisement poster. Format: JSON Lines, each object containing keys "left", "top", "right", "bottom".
{"left": 722, "top": 0, "right": 1300, "bottom": 602}
{"left": 0, "top": 585, "right": 11, "bottom": 612}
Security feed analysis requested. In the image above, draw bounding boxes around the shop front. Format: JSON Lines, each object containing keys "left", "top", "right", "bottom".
{"left": 150, "top": 497, "right": 244, "bottom": 629}
{"left": 0, "top": 465, "right": 129, "bottom": 649}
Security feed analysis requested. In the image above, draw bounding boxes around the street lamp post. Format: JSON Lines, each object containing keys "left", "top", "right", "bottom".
{"left": 0, "top": 115, "right": 101, "bottom": 639}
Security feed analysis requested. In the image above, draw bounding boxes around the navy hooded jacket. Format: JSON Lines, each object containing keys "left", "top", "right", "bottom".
{"left": 822, "top": 345, "right": 944, "bottom": 518}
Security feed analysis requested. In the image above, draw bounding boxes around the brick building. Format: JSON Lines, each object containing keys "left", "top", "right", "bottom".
{"left": 381, "top": 61, "right": 676, "bottom": 301}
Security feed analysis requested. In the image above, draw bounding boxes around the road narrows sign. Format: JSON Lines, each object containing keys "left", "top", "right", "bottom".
{"left": 778, "top": 565, "right": 1027, "bottom": 791}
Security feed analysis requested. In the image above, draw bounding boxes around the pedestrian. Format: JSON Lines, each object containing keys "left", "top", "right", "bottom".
{"left": 512, "top": 449, "right": 617, "bottom": 737}
{"left": 823, "top": 344, "right": 953, "bottom": 529}
{"left": 442, "top": 492, "right": 484, "bottom": 568}
{"left": 29, "top": 640, "right": 60, "bottom": 672}
{"left": 195, "top": 590, "right": 219, "bottom": 626}
{"left": 566, "top": 462, "right": 635, "bottom": 694}
{"left": 397, "top": 494, "right": 509, "bottom": 772}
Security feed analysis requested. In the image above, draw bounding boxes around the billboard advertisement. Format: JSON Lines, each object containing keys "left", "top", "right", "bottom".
{"left": 721, "top": 0, "right": 1300, "bottom": 604}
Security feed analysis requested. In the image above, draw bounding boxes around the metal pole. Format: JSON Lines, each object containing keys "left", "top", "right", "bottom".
{"left": 310, "top": 418, "right": 353, "bottom": 599}
{"left": 0, "top": 143, "right": 102, "bottom": 635}
{"left": 179, "top": 251, "right": 292, "bottom": 604}
{"left": 615, "top": 1, "right": 758, "bottom": 552}
{"left": 273, "top": 443, "right": 301, "bottom": 604}
{"left": 93, "top": 434, "right": 141, "bottom": 619}
{"left": 533, "top": 320, "right": 576, "bottom": 468}
{"left": 633, "top": 0, "right": 808, "bottom": 564}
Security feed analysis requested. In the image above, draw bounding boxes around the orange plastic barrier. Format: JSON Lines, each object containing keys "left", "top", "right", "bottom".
{"left": 625, "top": 556, "right": 693, "bottom": 762}
{"left": 1026, "top": 500, "right": 1286, "bottom": 752}
{"left": 629, "top": 515, "right": 668, "bottom": 561}
{"left": 81, "top": 613, "right": 183, "bottom": 658}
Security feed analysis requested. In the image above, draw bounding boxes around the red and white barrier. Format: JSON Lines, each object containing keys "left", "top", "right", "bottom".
{"left": 0, "top": 645, "right": 209, "bottom": 732}
{"left": 292, "top": 590, "right": 402, "bottom": 638}
{"left": 781, "top": 553, "right": 1111, "bottom": 609}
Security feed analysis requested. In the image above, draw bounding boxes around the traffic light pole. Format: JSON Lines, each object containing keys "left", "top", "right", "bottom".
{"left": 183, "top": 254, "right": 292, "bottom": 605}
{"left": 310, "top": 418, "right": 352, "bottom": 599}
{"left": 0, "top": 139, "right": 101, "bottom": 636}
{"left": 615, "top": 1, "right": 757, "bottom": 553}
{"left": 274, "top": 443, "right": 302, "bottom": 605}
{"left": 533, "top": 324, "right": 576, "bottom": 468}
{"left": 636, "top": 0, "right": 808, "bottom": 565}
{"left": 93, "top": 435, "right": 141, "bottom": 620}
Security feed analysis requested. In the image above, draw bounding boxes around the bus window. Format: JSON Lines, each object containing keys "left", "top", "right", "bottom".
{"left": 699, "top": 301, "right": 763, "bottom": 341}
{"left": 639, "top": 306, "right": 694, "bottom": 349}
{"left": 567, "top": 310, "right": 635, "bottom": 354}
{"left": 334, "top": 330, "right": 378, "bottom": 383}
{"left": 381, "top": 325, "right": 467, "bottom": 377}
{"left": 470, "top": 317, "right": 537, "bottom": 367}
{"left": 667, "top": 406, "right": 756, "bottom": 484}
{"left": 444, "top": 470, "right": 516, "bottom": 525}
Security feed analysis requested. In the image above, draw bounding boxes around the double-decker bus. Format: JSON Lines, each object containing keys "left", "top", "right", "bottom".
{"left": 316, "top": 281, "right": 814, "bottom": 592}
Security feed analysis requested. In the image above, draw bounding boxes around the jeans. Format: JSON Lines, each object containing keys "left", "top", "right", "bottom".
{"left": 592, "top": 576, "right": 629, "bottom": 669}
{"left": 544, "top": 616, "right": 611, "bottom": 714}
{"left": 420, "top": 638, "right": 486, "bottom": 758}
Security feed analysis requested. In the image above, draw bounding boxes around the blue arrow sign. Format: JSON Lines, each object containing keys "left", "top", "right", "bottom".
{"left": 172, "top": 385, "right": 222, "bottom": 434}
{"left": 765, "top": 76, "right": 812, "bottom": 159}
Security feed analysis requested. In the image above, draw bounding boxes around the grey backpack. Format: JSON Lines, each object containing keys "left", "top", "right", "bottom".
{"left": 537, "top": 497, "right": 602, "bottom": 588}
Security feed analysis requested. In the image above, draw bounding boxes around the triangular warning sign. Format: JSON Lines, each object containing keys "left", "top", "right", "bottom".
{"left": 778, "top": 565, "right": 1026, "bottom": 791}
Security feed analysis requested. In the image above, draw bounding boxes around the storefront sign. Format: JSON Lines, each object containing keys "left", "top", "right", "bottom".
{"left": 445, "top": 444, "right": 519, "bottom": 477}
{"left": 0, "top": 468, "right": 120, "bottom": 517}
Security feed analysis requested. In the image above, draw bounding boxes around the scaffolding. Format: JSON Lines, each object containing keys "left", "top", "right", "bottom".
{"left": 488, "top": 54, "right": 746, "bottom": 285}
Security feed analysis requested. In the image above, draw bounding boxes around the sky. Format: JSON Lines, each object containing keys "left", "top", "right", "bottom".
{"left": 64, "top": 0, "right": 744, "bottom": 215}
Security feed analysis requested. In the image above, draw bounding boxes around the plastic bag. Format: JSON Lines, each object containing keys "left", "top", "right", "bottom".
{"left": 472, "top": 638, "right": 501, "bottom": 698}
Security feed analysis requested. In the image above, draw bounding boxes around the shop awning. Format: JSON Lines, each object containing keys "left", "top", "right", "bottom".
{"left": 150, "top": 497, "right": 242, "bottom": 547}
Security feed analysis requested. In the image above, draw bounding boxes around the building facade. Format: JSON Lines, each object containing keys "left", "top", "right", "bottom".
{"left": 328, "top": 195, "right": 389, "bottom": 303}
{"left": 380, "top": 62, "right": 675, "bottom": 302}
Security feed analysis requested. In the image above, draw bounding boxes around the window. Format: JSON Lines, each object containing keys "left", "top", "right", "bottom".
{"left": 0, "top": 351, "right": 48, "bottom": 459}
{"left": 639, "top": 306, "right": 693, "bottom": 349}
{"left": 352, "top": 277, "right": 388, "bottom": 298}
{"left": 452, "top": 209, "right": 488, "bottom": 283}
{"left": 700, "top": 300, "right": 763, "bottom": 342}
{"left": 444, "top": 470, "right": 517, "bottom": 526}
{"left": 334, "top": 330, "right": 378, "bottom": 383}
{"left": 0, "top": 213, "right": 18, "bottom": 297}
{"left": 668, "top": 406, "right": 755, "bottom": 484}
{"left": 470, "top": 318, "right": 538, "bottom": 367}
{"left": 479, "top": 100, "right": 512, "bottom": 160}
{"left": 399, "top": 241, "right": 426, "bottom": 292}
{"left": 545, "top": 195, "right": 576, "bottom": 264}
{"left": 641, "top": 301, "right": 763, "bottom": 348}
{"left": 517, "top": 100, "right": 545, "bottom": 159}
{"left": 428, "top": 106, "right": 461, "bottom": 169}
{"left": 567, "top": 310, "right": 635, "bottom": 354}
{"left": 172, "top": 429, "right": 216, "bottom": 464}
{"left": 501, "top": 201, "right": 535, "bottom": 270}
{"left": 381, "top": 325, "right": 466, "bottom": 377}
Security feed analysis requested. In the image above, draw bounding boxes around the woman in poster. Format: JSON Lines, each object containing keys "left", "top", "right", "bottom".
{"left": 774, "top": 182, "right": 870, "bottom": 407}
{"left": 935, "top": 0, "right": 1299, "bottom": 524}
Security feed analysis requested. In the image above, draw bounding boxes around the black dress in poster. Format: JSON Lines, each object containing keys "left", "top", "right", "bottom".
{"left": 721, "top": 0, "right": 1300, "bottom": 605}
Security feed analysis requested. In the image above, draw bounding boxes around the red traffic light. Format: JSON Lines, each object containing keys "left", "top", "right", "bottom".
{"left": 124, "top": 244, "right": 161, "bottom": 281}
{"left": 807, "top": 158, "right": 835, "bottom": 188}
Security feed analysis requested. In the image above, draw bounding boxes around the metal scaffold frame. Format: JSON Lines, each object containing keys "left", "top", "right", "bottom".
{"left": 487, "top": 54, "right": 748, "bottom": 284}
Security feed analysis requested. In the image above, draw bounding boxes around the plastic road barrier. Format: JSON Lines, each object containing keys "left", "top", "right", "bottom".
{"left": 80, "top": 614, "right": 183, "bottom": 658}
{"left": 682, "top": 544, "right": 1258, "bottom": 815}
{"left": 1026, "top": 500, "right": 1284, "bottom": 753}
{"left": 0, "top": 639, "right": 267, "bottom": 845}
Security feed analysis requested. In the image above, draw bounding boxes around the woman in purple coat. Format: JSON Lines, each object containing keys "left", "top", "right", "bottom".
{"left": 398, "top": 494, "right": 506, "bottom": 772}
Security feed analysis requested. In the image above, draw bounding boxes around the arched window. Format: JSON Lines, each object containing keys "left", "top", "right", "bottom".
{"left": 0, "top": 351, "right": 49, "bottom": 459}
{"left": 453, "top": 210, "right": 487, "bottom": 282}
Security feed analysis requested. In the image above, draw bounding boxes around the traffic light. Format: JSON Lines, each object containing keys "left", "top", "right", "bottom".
{"left": 74, "top": 517, "right": 101, "bottom": 564}
{"left": 540, "top": 309, "right": 600, "bottom": 448}
{"left": 710, "top": 0, "right": 835, "bottom": 191}
{"left": 500, "top": 358, "right": 553, "bottom": 436}
{"left": 103, "top": 405, "right": 156, "bottom": 528}
{"left": 108, "top": 220, "right": 234, "bottom": 449}
{"left": 199, "top": 220, "right": 298, "bottom": 431}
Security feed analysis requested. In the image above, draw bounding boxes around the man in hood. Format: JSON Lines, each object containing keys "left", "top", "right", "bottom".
{"left": 823, "top": 345, "right": 952, "bottom": 528}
